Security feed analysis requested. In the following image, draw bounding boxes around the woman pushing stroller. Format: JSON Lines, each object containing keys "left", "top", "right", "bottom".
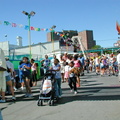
{"left": 50, "top": 59, "right": 62, "bottom": 98}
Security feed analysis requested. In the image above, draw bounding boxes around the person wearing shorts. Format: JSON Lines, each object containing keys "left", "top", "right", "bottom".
{"left": 20, "top": 57, "right": 32, "bottom": 98}
{"left": 5, "top": 60, "right": 16, "bottom": 101}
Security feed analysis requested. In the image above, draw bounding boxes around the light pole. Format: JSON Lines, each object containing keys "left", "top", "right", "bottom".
{"left": 51, "top": 25, "right": 56, "bottom": 53}
{"left": 22, "top": 11, "right": 35, "bottom": 59}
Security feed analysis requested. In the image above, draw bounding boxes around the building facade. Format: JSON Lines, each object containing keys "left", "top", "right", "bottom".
{"left": 47, "top": 30, "right": 78, "bottom": 42}
{"left": 47, "top": 30, "right": 96, "bottom": 50}
{"left": 0, "top": 30, "right": 96, "bottom": 60}
{"left": 78, "top": 30, "right": 96, "bottom": 50}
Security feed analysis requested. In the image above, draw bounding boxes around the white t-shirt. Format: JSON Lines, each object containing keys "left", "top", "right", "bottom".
{"left": 95, "top": 58, "right": 99, "bottom": 65}
{"left": 5, "top": 61, "right": 12, "bottom": 76}
{"left": 109, "top": 57, "right": 114, "bottom": 64}
{"left": 51, "top": 58, "right": 55, "bottom": 66}
{"left": 117, "top": 53, "right": 120, "bottom": 65}
{"left": 69, "top": 66, "right": 75, "bottom": 77}
{"left": 52, "top": 64, "right": 61, "bottom": 79}
{"left": 64, "top": 65, "right": 69, "bottom": 72}
{"left": 66, "top": 59, "right": 71, "bottom": 64}
{"left": 8, "top": 61, "right": 14, "bottom": 71}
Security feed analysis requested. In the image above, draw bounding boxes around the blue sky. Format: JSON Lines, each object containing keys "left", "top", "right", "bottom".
{"left": 0, "top": 0, "right": 119, "bottom": 47}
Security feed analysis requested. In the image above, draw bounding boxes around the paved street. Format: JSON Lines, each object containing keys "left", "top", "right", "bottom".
{"left": 1, "top": 72, "right": 120, "bottom": 120}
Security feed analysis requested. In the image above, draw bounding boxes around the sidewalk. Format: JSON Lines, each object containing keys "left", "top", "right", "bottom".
{"left": 1, "top": 72, "right": 120, "bottom": 120}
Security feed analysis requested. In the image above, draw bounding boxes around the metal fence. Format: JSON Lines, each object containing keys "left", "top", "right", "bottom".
{"left": 3, "top": 50, "right": 42, "bottom": 60}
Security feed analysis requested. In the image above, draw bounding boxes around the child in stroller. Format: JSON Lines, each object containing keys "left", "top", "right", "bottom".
{"left": 37, "top": 70, "right": 56, "bottom": 106}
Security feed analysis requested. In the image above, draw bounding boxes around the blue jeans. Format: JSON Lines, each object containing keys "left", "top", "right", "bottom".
{"left": 43, "top": 67, "right": 49, "bottom": 74}
{"left": 54, "top": 78, "right": 62, "bottom": 97}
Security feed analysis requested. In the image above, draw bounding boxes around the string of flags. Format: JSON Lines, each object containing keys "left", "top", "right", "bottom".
{"left": 0, "top": 20, "right": 81, "bottom": 49}
{"left": 0, "top": 20, "right": 71, "bottom": 39}
{"left": 0, "top": 20, "right": 55, "bottom": 32}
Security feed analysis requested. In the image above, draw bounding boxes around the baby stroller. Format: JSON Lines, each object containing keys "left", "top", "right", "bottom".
{"left": 37, "top": 70, "right": 56, "bottom": 106}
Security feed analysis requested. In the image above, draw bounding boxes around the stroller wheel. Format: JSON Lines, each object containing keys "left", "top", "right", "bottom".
{"left": 37, "top": 100, "right": 43, "bottom": 106}
{"left": 48, "top": 100, "right": 54, "bottom": 106}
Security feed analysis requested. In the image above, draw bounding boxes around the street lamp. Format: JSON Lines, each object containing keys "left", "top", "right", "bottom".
{"left": 51, "top": 25, "right": 56, "bottom": 53}
{"left": 22, "top": 11, "right": 36, "bottom": 59}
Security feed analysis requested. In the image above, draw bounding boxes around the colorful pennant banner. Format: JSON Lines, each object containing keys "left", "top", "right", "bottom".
{"left": 54, "top": 32, "right": 68, "bottom": 38}
{"left": 0, "top": 20, "right": 55, "bottom": 32}
{"left": 0, "top": 20, "right": 75, "bottom": 40}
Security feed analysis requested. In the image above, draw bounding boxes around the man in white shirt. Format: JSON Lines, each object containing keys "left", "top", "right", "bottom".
{"left": 51, "top": 55, "right": 57, "bottom": 66}
{"left": 117, "top": 49, "right": 120, "bottom": 81}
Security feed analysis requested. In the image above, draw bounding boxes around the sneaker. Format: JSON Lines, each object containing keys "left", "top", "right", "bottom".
{"left": 21, "top": 87, "right": 24, "bottom": 90}
{"left": 0, "top": 99, "right": 6, "bottom": 103}
{"left": 74, "top": 91, "right": 77, "bottom": 94}
{"left": 14, "top": 87, "right": 17, "bottom": 91}
{"left": 58, "top": 96, "right": 62, "bottom": 98}
{"left": 101, "top": 74, "right": 103, "bottom": 77}
{"left": 28, "top": 94, "right": 33, "bottom": 98}
{"left": 70, "top": 89, "right": 73, "bottom": 92}
{"left": 12, "top": 96, "right": 16, "bottom": 101}
{"left": 25, "top": 93, "right": 29, "bottom": 97}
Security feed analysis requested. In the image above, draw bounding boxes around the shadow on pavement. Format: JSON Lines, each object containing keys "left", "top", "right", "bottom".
{"left": 57, "top": 86, "right": 120, "bottom": 105}
{"left": 6, "top": 86, "right": 120, "bottom": 105}
{"left": 0, "top": 110, "right": 3, "bottom": 120}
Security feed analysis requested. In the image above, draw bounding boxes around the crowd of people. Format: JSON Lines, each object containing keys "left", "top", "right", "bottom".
{"left": 0, "top": 49, "right": 120, "bottom": 103}
{"left": 41, "top": 52, "right": 120, "bottom": 97}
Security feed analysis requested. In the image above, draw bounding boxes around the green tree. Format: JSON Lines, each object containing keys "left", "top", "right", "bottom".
{"left": 91, "top": 45, "right": 102, "bottom": 49}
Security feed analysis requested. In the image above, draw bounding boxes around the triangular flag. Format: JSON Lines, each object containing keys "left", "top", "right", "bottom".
{"left": 30, "top": 26, "right": 34, "bottom": 30}
{"left": 12, "top": 23, "right": 17, "bottom": 27}
{"left": 18, "top": 24, "right": 23, "bottom": 28}
{"left": 4, "top": 21, "right": 10, "bottom": 25}
{"left": 25, "top": 25, "right": 29, "bottom": 30}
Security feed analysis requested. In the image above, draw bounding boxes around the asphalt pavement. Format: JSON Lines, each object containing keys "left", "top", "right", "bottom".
{"left": 1, "top": 72, "right": 120, "bottom": 120}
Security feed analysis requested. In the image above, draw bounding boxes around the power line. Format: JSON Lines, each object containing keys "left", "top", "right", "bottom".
{"left": 96, "top": 38, "right": 117, "bottom": 42}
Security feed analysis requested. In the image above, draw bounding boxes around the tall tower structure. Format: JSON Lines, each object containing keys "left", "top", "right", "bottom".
{"left": 16, "top": 36, "right": 22, "bottom": 47}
